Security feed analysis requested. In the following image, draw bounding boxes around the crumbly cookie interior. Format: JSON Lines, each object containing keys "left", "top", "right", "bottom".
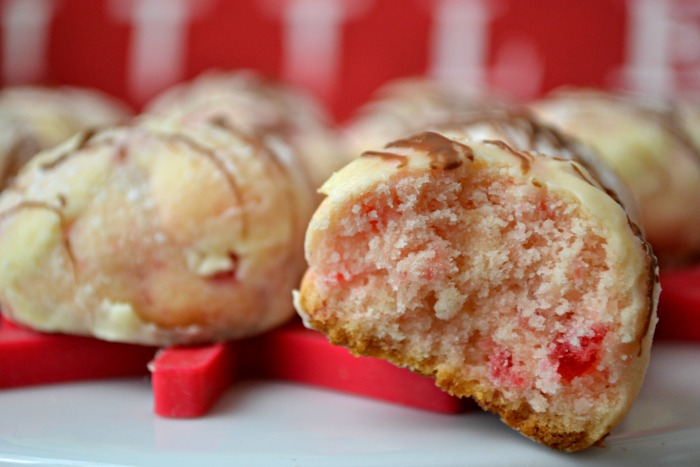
{"left": 306, "top": 163, "right": 636, "bottom": 438}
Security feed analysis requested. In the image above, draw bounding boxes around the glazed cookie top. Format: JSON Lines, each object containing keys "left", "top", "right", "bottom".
{"left": 672, "top": 98, "right": 700, "bottom": 154}
{"left": 145, "top": 70, "right": 346, "bottom": 191}
{"left": 0, "top": 112, "right": 38, "bottom": 188}
{"left": 147, "top": 70, "right": 330, "bottom": 136}
{"left": 342, "top": 78, "right": 511, "bottom": 156}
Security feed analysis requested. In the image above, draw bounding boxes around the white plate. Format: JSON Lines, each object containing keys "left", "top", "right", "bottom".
{"left": 1, "top": 342, "right": 699, "bottom": 466}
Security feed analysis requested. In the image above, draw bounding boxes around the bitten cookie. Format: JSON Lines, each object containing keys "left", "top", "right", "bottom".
{"left": 295, "top": 131, "right": 658, "bottom": 452}
{"left": 145, "top": 70, "right": 348, "bottom": 191}
{"left": 0, "top": 86, "right": 132, "bottom": 187}
{"left": 530, "top": 89, "right": 700, "bottom": 265}
{"left": 0, "top": 117, "right": 312, "bottom": 346}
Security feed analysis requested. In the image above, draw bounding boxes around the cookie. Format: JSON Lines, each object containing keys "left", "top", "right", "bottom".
{"left": 295, "top": 131, "right": 658, "bottom": 451}
{"left": 0, "top": 117, "right": 312, "bottom": 346}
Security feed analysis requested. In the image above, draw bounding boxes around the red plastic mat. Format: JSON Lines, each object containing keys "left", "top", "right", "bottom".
{"left": 0, "top": 316, "right": 466, "bottom": 417}
{"left": 656, "top": 265, "right": 700, "bottom": 341}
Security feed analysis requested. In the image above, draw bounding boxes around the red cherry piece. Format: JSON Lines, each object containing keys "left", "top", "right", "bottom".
{"left": 552, "top": 325, "right": 607, "bottom": 383}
